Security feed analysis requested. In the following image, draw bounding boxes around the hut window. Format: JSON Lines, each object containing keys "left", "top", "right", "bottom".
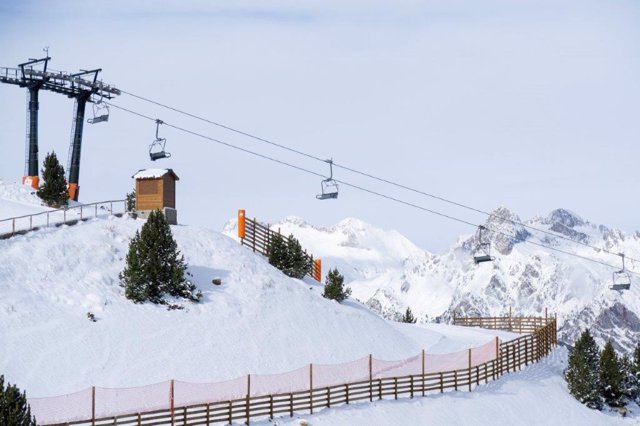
{"left": 139, "top": 179, "right": 159, "bottom": 195}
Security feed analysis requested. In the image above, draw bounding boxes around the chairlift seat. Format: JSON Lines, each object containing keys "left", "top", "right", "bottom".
{"left": 473, "top": 255, "right": 493, "bottom": 264}
{"left": 316, "top": 192, "right": 338, "bottom": 200}
{"left": 316, "top": 179, "right": 339, "bottom": 201}
{"left": 150, "top": 151, "right": 170, "bottom": 161}
{"left": 88, "top": 114, "right": 109, "bottom": 124}
{"left": 610, "top": 283, "right": 631, "bottom": 291}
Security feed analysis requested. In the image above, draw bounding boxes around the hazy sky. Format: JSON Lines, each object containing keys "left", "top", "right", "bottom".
{"left": 1, "top": 0, "right": 638, "bottom": 252}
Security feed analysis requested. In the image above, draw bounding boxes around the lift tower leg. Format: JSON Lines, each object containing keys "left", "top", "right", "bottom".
{"left": 67, "top": 92, "right": 90, "bottom": 201}
{"left": 23, "top": 84, "right": 42, "bottom": 189}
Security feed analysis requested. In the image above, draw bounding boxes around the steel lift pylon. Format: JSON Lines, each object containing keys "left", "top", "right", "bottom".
{"left": 0, "top": 56, "right": 120, "bottom": 200}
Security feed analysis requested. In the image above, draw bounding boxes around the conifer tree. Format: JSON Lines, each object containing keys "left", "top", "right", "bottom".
{"left": 565, "top": 329, "right": 603, "bottom": 410}
{"left": 267, "top": 233, "right": 312, "bottom": 279}
{"left": 631, "top": 343, "right": 640, "bottom": 403}
{"left": 36, "top": 152, "right": 69, "bottom": 207}
{"left": 599, "top": 340, "right": 625, "bottom": 408}
{"left": 402, "top": 307, "right": 417, "bottom": 323}
{"left": 125, "top": 188, "right": 136, "bottom": 212}
{"left": 120, "top": 210, "right": 201, "bottom": 304}
{"left": 322, "top": 268, "right": 351, "bottom": 302}
{"left": 0, "top": 375, "right": 37, "bottom": 425}
{"left": 285, "top": 235, "right": 312, "bottom": 279}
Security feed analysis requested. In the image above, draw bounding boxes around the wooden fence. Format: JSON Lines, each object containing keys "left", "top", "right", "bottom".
{"left": 42, "top": 314, "right": 557, "bottom": 426}
{"left": 237, "top": 209, "right": 322, "bottom": 282}
{"left": 0, "top": 200, "right": 127, "bottom": 240}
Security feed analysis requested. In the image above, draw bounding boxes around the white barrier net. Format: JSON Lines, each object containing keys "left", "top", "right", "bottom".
{"left": 174, "top": 376, "right": 247, "bottom": 407}
{"left": 252, "top": 365, "right": 309, "bottom": 396}
{"left": 471, "top": 338, "right": 498, "bottom": 366}
{"left": 313, "top": 356, "right": 369, "bottom": 388}
{"left": 95, "top": 381, "right": 170, "bottom": 418}
{"left": 28, "top": 338, "right": 500, "bottom": 423}
{"left": 425, "top": 348, "right": 470, "bottom": 373}
{"left": 29, "top": 388, "right": 92, "bottom": 425}
{"left": 372, "top": 354, "right": 421, "bottom": 379}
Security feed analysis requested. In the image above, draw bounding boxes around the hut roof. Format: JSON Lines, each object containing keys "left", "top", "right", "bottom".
{"left": 132, "top": 169, "right": 180, "bottom": 180}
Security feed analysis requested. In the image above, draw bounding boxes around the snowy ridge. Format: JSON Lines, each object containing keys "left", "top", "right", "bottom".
{"left": 246, "top": 207, "right": 640, "bottom": 353}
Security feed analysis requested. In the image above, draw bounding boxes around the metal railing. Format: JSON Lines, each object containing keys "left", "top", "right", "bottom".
{"left": 0, "top": 200, "right": 126, "bottom": 239}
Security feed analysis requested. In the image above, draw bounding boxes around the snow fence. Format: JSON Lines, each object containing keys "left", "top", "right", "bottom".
{"left": 29, "top": 338, "right": 498, "bottom": 424}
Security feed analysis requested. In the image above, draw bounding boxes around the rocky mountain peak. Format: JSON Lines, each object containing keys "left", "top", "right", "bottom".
{"left": 546, "top": 208, "right": 585, "bottom": 228}
{"left": 481, "top": 206, "right": 530, "bottom": 255}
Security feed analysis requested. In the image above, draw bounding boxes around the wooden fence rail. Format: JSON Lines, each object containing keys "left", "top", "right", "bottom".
{"left": 43, "top": 315, "right": 557, "bottom": 426}
{"left": 236, "top": 209, "right": 322, "bottom": 282}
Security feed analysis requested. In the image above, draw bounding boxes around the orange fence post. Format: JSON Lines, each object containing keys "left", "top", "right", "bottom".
{"left": 238, "top": 209, "right": 246, "bottom": 240}
{"left": 314, "top": 258, "right": 322, "bottom": 282}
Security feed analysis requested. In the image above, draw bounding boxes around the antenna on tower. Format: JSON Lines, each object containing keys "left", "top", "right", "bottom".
{"left": 43, "top": 46, "right": 50, "bottom": 57}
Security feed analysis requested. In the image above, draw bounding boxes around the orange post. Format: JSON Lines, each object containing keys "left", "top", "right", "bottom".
{"left": 314, "top": 258, "right": 322, "bottom": 282}
{"left": 68, "top": 183, "right": 79, "bottom": 201}
{"left": 238, "top": 209, "right": 246, "bottom": 239}
{"left": 22, "top": 176, "right": 39, "bottom": 189}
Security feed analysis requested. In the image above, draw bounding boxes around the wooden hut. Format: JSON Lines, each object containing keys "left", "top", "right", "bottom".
{"left": 132, "top": 168, "right": 179, "bottom": 224}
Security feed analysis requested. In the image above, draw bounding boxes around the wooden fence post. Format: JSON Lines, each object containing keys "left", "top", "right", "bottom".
{"left": 246, "top": 374, "right": 251, "bottom": 425}
{"left": 369, "top": 354, "right": 373, "bottom": 402}
{"left": 309, "top": 363, "right": 313, "bottom": 414}
{"left": 170, "top": 380, "right": 175, "bottom": 426}
{"left": 495, "top": 337, "right": 500, "bottom": 378}
{"left": 468, "top": 349, "right": 472, "bottom": 391}
{"left": 91, "top": 386, "right": 96, "bottom": 426}
{"left": 327, "top": 387, "right": 331, "bottom": 408}
{"left": 421, "top": 349, "right": 426, "bottom": 397}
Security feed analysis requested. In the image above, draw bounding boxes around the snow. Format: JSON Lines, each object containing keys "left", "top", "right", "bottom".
{"left": 259, "top": 348, "right": 638, "bottom": 426}
{"left": 0, "top": 183, "right": 637, "bottom": 425}
{"left": 0, "top": 179, "right": 53, "bottom": 220}
{"left": 132, "top": 168, "right": 177, "bottom": 179}
{"left": 237, "top": 210, "right": 640, "bottom": 353}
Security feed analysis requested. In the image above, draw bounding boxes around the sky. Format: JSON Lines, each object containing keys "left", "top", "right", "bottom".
{"left": 0, "top": 0, "right": 639, "bottom": 252}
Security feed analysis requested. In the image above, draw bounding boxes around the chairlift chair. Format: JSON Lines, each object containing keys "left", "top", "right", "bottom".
{"left": 316, "top": 159, "right": 339, "bottom": 200}
{"left": 149, "top": 119, "right": 171, "bottom": 161}
{"left": 610, "top": 253, "right": 631, "bottom": 291}
{"left": 473, "top": 225, "right": 494, "bottom": 264}
{"left": 87, "top": 98, "right": 109, "bottom": 124}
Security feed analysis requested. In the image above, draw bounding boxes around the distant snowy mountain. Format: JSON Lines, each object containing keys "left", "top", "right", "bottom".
{"left": 232, "top": 208, "right": 640, "bottom": 353}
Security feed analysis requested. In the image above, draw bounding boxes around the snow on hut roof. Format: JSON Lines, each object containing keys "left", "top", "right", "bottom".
{"left": 132, "top": 168, "right": 179, "bottom": 180}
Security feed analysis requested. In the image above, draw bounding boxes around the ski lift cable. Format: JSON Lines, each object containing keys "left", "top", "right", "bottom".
{"left": 116, "top": 90, "right": 639, "bottom": 265}
{"left": 105, "top": 101, "right": 640, "bottom": 276}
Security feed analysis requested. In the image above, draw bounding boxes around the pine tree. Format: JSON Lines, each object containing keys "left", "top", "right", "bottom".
{"left": 565, "top": 329, "right": 603, "bottom": 410}
{"left": 268, "top": 233, "right": 289, "bottom": 273}
{"left": 0, "top": 375, "right": 37, "bottom": 425}
{"left": 36, "top": 152, "right": 69, "bottom": 207}
{"left": 322, "top": 268, "right": 351, "bottom": 302}
{"left": 631, "top": 343, "right": 640, "bottom": 403}
{"left": 599, "top": 340, "right": 625, "bottom": 408}
{"left": 125, "top": 188, "right": 136, "bottom": 212}
{"left": 402, "top": 307, "right": 417, "bottom": 323}
{"left": 267, "top": 233, "right": 312, "bottom": 279}
{"left": 120, "top": 210, "right": 201, "bottom": 304}
{"left": 285, "top": 235, "right": 312, "bottom": 279}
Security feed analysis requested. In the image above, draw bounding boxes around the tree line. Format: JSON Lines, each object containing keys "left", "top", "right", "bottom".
{"left": 565, "top": 329, "right": 640, "bottom": 413}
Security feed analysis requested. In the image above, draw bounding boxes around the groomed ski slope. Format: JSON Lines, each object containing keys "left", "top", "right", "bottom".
{"left": 0, "top": 203, "right": 513, "bottom": 398}
{"left": 0, "top": 182, "right": 635, "bottom": 425}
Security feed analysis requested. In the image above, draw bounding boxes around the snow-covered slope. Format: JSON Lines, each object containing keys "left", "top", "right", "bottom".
{"left": 235, "top": 208, "right": 640, "bottom": 353}
{"left": 260, "top": 347, "right": 638, "bottom": 426}
{"left": 0, "top": 179, "right": 53, "bottom": 219}
{"left": 0, "top": 191, "right": 513, "bottom": 399}
{"left": 0, "top": 184, "right": 636, "bottom": 424}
